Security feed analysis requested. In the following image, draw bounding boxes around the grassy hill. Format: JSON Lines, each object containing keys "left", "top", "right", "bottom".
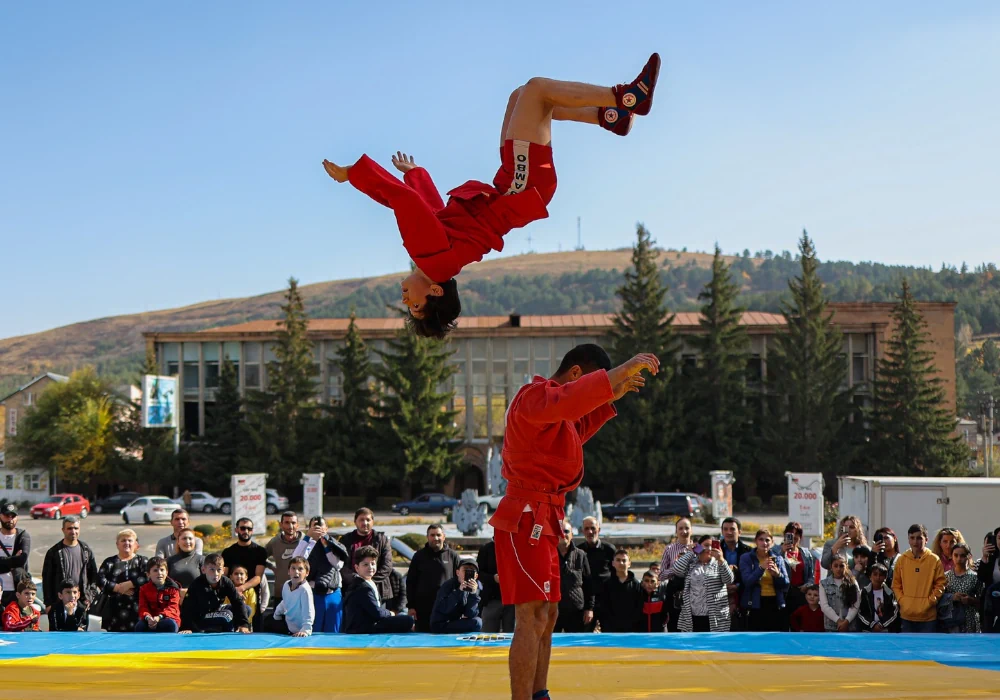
{"left": 3, "top": 245, "right": 998, "bottom": 399}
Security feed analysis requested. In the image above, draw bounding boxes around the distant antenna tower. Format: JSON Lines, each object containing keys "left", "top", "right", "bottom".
{"left": 575, "top": 216, "right": 584, "bottom": 251}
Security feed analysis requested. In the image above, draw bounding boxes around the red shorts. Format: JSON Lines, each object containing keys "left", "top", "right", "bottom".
{"left": 494, "top": 509, "right": 561, "bottom": 606}
{"left": 493, "top": 139, "right": 557, "bottom": 206}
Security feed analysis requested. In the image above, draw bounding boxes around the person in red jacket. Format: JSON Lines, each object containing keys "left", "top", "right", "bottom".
{"left": 789, "top": 584, "right": 825, "bottom": 632}
{"left": 321, "top": 53, "right": 661, "bottom": 339}
{"left": 136, "top": 557, "right": 182, "bottom": 633}
{"left": 2, "top": 580, "right": 41, "bottom": 632}
{"left": 490, "top": 344, "right": 658, "bottom": 700}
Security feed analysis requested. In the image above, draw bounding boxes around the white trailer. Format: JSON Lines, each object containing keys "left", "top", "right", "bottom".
{"left": 838, "top": 476, "right": 1000, "bottom": 549}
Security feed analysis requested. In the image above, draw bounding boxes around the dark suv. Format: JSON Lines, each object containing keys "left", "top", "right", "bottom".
{"left": 602, "top": 492, "right": 702, "bottom": 521}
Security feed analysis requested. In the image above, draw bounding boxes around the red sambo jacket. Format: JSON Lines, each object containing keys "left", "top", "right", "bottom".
{"left": 489, "top": 370, "right": 616, "bottom": 540}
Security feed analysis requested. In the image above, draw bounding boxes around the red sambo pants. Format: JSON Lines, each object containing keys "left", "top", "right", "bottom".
{"left": 495, "top": 509, "right": 561, "bottom": 606}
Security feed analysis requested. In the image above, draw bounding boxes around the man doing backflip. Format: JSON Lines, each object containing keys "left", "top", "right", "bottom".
{"left": 490, "top": 344, "right": 659, "bottom": 700}
{"left": 322, "top": 53, "right": 661, "bottom": 339}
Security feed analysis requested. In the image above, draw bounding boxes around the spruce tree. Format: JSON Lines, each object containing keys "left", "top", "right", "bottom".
{"left": 243, "top": 278, "right": 319, "bottom": 492}
{"left": 868, "top": 279, "right": 970, "bottom": 475}
{"left": 682, "top": 246, "right": 753, "bottom": 483}
{"left": 585, "top": 224, "right": 682, "bottom": 493}
{"left": 376, "top": 318, "right": 462, "bottom": 494}
{"left": 759, "top": 231, "right": 853, "bottom": 494}
{"left": 196, "top": 358, "right": 244, "bottom": 491}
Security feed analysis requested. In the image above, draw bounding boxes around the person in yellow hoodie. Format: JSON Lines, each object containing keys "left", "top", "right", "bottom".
{"left": 891, "top": 524, "right": 946, "bottom": 633}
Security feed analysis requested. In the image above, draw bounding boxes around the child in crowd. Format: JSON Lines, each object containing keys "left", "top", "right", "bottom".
{"left": 343, "top": 546, "right": 414, "bottom": 634}
{"left": 137, "top": 557, "right": 182, "bottom": 633}
{"left": 228, "top": 565, "right": 257, "bottom": 625}
{"left": 48, "top": 580, "right": 88, "bottom": 632}
{"left": 179, "top": 553, "right": 250, "bottom": 634}
{"left": 2, "top": 580, "right": 41, "bottom": 632}
{"left": 267, "top": 556, "right": 315, "bottom": 637}
{"left": 789, "top": 585, "right": 825, "bottom": 632}
{"left": 430, "top": 558, "right": 483, "bottom": 634}
{"left": 852, "top": 545, "right": 872, "bottom": 591}
{"left": 638, "top": 570, "right": 670, "bottom": 633}
{"left": 858, "top": 563, "right": 900, "bottom": 632}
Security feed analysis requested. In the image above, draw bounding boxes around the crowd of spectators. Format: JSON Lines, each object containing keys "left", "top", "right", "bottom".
{"left": 2, "top": 500, "right": 999, "bottom": 638}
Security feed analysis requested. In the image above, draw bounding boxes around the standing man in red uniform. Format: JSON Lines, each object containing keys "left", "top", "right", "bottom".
{"left": 489, "top": 344, "right": 659, "bottom": 700}
{"left": 321, "top": 53, "right": 661, "bottom": 339}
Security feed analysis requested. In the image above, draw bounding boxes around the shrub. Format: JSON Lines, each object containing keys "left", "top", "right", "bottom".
{"left": 770, "top": 495, "right": 788, "bottom": 513}
{"left": 193, "top": 524, "right": 216, "bottom": 537}
{"left": 266, "top": 520, "right": 280, "bottom": 537}
{"left": 397, "top": 532, "right": 426, "bottom": 552}
{"left": 746, "top": 496, "right": 764, "bottom": 511}
{"left": 221, "top": 520, "right": 231, "bottom": 530}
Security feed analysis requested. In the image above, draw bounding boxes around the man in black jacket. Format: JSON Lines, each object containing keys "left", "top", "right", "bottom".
{"left": 0, "top": 503, "right": 31, "bottom": 610}
{"left": 41, "top": 517, "right": 98, "bottom": 613}
{"left": 180, "top": 554, "right": 250, "bottom": 633}
{"left": 554, "top": 520, "right": 593, "bottom": 632}
{"left": 339, "top": 508, "right": 394, "bottom": 602}
{"left": 406, "top": 524, "right": 461, "bottom": 632}
{"left": 478, "top": 538, "right": 515, "bottom": 633}
{"left": 578, "top": 516, "right": 615, "bottom": 632}
{"left": 720, "top": 517, "right": 752, "bottom": 630}
{"left": 597, "top": 549, "right": 642, "bottom": 633}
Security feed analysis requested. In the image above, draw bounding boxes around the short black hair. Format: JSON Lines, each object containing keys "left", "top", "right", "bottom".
{"left": 406, "top": 279, "right": 460, "bottom": 339}
{"left": 427, "top": 524, "right": 444, "bottom": 534}
{"left": 722, "top": 517, "right": 742, "bottom": 532}
{"left": 147, "top": 556, "right": 168, "bottom": 572}
{"left": 58, "top": 579, "right": 79, "bottom": 594}
{"left": 908, "top": 523, "right": 928, "bottom": 538}
{"left": 354, "top": 545, "right": 380, "bottom": 567}
{"left": 555, "top": 343, "right": 612, "bottom": 376}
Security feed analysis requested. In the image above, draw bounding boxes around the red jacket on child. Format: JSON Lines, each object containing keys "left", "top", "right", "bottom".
{"left": 138, "top": 578, "right": 183, "bottom": 625}
{"left": 790, "top": 604, "right": 825, "bottom": 632}
{"left": 2, "top": 601, "right": 40, "bottom": 631}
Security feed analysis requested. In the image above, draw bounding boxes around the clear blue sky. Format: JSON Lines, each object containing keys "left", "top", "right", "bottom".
{"left": 2, "top": 2, "right": 998, "bottom": 339}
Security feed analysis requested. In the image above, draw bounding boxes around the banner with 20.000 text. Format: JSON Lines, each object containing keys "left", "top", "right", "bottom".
{"left": 232, "top": 473, "right": 267, "bottom": 534}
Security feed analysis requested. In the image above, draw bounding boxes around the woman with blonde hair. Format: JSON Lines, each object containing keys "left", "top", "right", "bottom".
{"left": 931, "top": 527, "right": 964, "bottom": 573}
{"left": 822, "top": 515, "right": 868, "bottom": 571}
{"left": 95, "top": 528, "right": 148, "bottom": 632}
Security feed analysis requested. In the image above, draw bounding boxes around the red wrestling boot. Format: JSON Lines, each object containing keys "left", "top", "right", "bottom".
{"left": 598, "top": 106, "right": 634, "bottom": 136}
{"left": 613, "top": 52, "right": 661, "bottom": 116}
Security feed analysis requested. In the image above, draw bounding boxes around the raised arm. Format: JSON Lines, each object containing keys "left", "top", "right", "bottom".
{"left": 394, "top": 152, "right": 446, "bottom": 212}
{"left": 518, "top": 371, "right": 615, "bottom": 425}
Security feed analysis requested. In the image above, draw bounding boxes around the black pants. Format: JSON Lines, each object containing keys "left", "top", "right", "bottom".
{"left": 691, "top": 615, "right": 710, "bottom": 632}
{"left": 782, "top": 585, "right": 805, "bottom": 632}
{"left": 747, "top": 597, "right": 783, "bottom": 631}
{"left": 553, "top": 607, "right": 585, "bottom": 633}
{"left": 374, "top": 614, "right": 416, "bottom": 633}
{"left": 413, "top": 601, "right": 434, "bottom": 633}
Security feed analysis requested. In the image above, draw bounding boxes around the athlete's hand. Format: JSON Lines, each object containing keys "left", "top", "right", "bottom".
{"left": 611, "top": 374, "right": 645, "bottom": 402}
{"left": 391, "top": 151, "right": 418, "bottom": 173}
{"left": 322, "top": 159, "right": 350, "bottom": 183}
{"left": 608, "top": 353, "right": 659, "bottom": 393}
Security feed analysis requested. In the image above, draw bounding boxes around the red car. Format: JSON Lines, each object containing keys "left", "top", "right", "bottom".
{"left": 30, "top": 493, "right": 91, "bottom": 520}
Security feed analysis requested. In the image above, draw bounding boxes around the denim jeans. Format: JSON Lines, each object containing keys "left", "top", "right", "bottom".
{"left": 901, "top": 619, "right": 937, "bottom": 633}
{"left": 134, "top": 617, "right": 179, "bottom": 633}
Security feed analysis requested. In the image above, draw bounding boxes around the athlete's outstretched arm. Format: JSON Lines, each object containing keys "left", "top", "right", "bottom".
{"left": 393, "top": 151, "right": 445, "bottom": 212}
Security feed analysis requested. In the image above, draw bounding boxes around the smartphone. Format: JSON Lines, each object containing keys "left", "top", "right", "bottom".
{"left": 840, "top": 526, "right": 849, "bottom": 536}
{"left": 711, "top": 539, "right": 721, "bottom": 550}
{"left": 874, "top": 531, "right": 884, "bottom": 543}
{"left": 987, "top": 532, "right": 997, "bottom": 549}
{"left": 784, "top": 533, "right": 795, "bottom": 546}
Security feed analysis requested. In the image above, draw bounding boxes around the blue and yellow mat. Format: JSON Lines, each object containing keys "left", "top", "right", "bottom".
{"left": 2, "top": 632, "right": 999, "bottom": 699}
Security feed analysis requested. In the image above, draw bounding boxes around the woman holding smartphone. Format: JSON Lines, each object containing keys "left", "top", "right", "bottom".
{"left": 822, "top": 515, "right": 868, "bottom": 572}
{"left": 771, "top": 521, "right": 816, "bottom": 630}
{"left": 672, "top": 535, "right": 734, "bottom": 632}
{"left": 871, "top": 527, "right": 902, "bottom": 586}
{"left": 739, "top": 529, "right": 789, "bottom": 631}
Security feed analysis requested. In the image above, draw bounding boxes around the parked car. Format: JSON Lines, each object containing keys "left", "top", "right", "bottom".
{"left": 188, "top": 491, "right": 220, "bottom": 513}
{"left": 92, "top": 491, "right": 143, "bottom": 514}
{"left": 30, "top": 494, "right": 91, "bottom": 520}
{"left": 216, "top": 488, "right": 290, "bottom": 516}
{"left": 121, "top": 496, "right": 181, "bottom": 525}
{"left": 477, "top": 493, "right": 503, "bottom": 512}
{"left": 602, "top": 492, "right": 702, "bottom": 521}
{"left": 391, "top": 493, "right": 458, "bottom": 516}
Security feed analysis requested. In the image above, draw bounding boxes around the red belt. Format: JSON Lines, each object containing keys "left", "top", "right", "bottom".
{"left": 503, "top": 484, "right": 565, "bottom": 545}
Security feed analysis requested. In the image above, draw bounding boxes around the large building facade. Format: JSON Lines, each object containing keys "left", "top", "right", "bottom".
{"left": 144, "top": 302, "right": 957, "bottom": 493}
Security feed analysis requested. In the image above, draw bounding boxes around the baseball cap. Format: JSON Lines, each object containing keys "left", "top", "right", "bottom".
{"left": 458, "top": 557, "right": 479, "bottom": 573}
{"left": 0, "top": 503, "right": 17, "bottom": 517}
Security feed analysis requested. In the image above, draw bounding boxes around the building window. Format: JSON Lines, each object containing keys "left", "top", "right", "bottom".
{"left": 7, "top": 408, "right": 16, "bottom": 437}
{"left": 327, "top": 360, "right": 343, "bottom": 405}
{"left": 183, "top": 343, "right": 200, "bottom": 395}
{"left": 223, "top": 342, "right": 240, "bottom": 385}
{"left": 24, "top": 392, "right": 32, "bottom": 406}
{"left": 4, "top": 474, "right": 12, "bottom": 490}
{"left": 27, "top": 474, "right": 41, "bottom": 490}
{"left": 203, "top": 343, "right": 220, "bottom": 390}
{"left": 853, "top": 354, "right": 868, "bottom": 385}
{"left": 163, "top": 343, "right": 180, "bottom": 376}
{"left": 746, "top": 356, "right": 763, "bottom": 384}
{"left": 245, "top": 343, "right": 261, "bottom": 389}
{"left": 0, "top": 452, "right": 5, "bottom": 468}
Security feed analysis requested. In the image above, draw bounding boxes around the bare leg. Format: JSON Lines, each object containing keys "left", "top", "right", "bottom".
{"left": 532, "top": 603, "right": 559, "bottom": 695}
{"left": 510, "top": 600, "right": 547, "bottom": 699}
{"left": 552, "top": 106, "right": 599, "bottom": 126}
{"left": 501, "top": 87, "right": 523, "bottom": 148}
{"left": 506, "top": 77, "right": 615, "bottom": 145}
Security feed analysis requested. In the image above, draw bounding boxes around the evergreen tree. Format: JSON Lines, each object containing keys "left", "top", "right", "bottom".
{"left": 194, "top": 359, "right": 244, "bottom": 491}
{"left": 312, "top": 314, "right": 387, "bottom": 498}
{"left": 867, "top": 279, "right": 970, "bottom": 475}
{"left": 585, "top": 224, "right": 682, "bottom": 493}
{"left": 243, "top": 278, "right": 319, "bottom": 492}
{"left": 682, "top": 246, "right": 753, "bottom": 483}
{"left": 758, "top": 231, "right": 854, "bottom": 495}
{"left": 376, "top": 318, "right": 462, "bottom": 495}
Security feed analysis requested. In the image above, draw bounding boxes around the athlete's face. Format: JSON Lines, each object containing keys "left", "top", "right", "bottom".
{"left": 401, "top": 269, "right": 442, "bottom": 319}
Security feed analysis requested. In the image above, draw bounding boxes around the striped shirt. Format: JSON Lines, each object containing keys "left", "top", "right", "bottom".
{"left": 658, "top": 541, "right": 693, "bottom": 582}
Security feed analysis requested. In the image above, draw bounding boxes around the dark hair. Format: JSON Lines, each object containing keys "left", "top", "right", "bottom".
{"left": 555, "top": 343, "right": 612, "bottom": 376}
{"left": 354, "top": 507, "right": 374, "bottom": 521}
{"left": 204, "top": 553, "right": 225, "bottom": 567}
{"left": 289, "top": 556, "right": 310, "bottom": 572}
{"left": 354, "top": 545, "right": 380, "bottom": 567}
{"left": 16, "top": 579, "right": 37, "bottom": 594}
{"left": 870, "top": 563, "right": 889, "bottom": 576}
{"left": 230, "top": 565, "right": 248, "bottom": 576}
{"left": 908, "top": 523, "right": 928, "bottom": 538}
{"left": 235, "top": 517, "right": 254, "bottom": 529}
{"left": 309, "top": 516, "right": 326, "bottom": 528}
{"left": 147, "top": 556, "right": 168, "bottom": 572}
{"left": 697, "top": 534, "right": 712, "bottom": 546}
{"left": 852, "top": 545, "right": 872, "bottom": 559}
{"left": 58, "top": 579, "right": 79, "bottom": 594}
{"left": 802, "top": 584, "right": 819, "bottom": 594}
{"left": 614, "top": 548, "right": 630, "bottom": 559}
{"left": 642, "top": 570, "right": 657, "bottom": 579}
{"left": 722, "top": 517, "right": 742, "bottom": 532}
{"left": 171, "top": 509, "right": 189, "bottom": 519}
{"left": 280, "top": 511, "right": 297, "bottom": 521}
{"left": 830, "top": 554, "right": 859, "bottom": 607}
{"left": 406, "top": 279, "right": 460, "bottom": 339}
{"left": 427, "top": 524, "right": 444, "bottom": 534}
{"left": 784, "top": 521, "right": 803, "bottom": 536}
